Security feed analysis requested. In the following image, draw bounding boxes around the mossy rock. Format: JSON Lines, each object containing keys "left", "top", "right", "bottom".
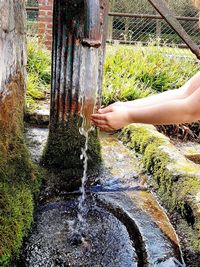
{"left": 0, "top": 113, "right": 42, "bottom": 265}
{"left": 0, "top": 183, "right": 33, "bottom": 265}
{"left": 42, "top": 117, "right": 102, "bottom": 173}
{"left": 119, "top": 123, "right": 200, "bottom": 250}
{"left": 0, "top": 131, "right": 42, "bottom": 266}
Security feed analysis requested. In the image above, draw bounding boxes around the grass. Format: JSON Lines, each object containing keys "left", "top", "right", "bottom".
{"left": 102, "top": 43, "right": 200, "bottom": 105}
{"left": 26, "top": 38, "right": 51, "bottom": 112}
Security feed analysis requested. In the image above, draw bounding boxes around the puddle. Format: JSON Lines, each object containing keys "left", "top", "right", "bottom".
{"left": 18, "top": 200, "right": 137, "bottom": 267}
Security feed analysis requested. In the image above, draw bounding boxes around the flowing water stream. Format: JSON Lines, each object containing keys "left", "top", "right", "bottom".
{"left": 76, "top": 46, "right": 100, "bottom": 238}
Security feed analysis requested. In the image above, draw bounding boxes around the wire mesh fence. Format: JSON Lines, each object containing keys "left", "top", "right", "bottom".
{"left": 26, "top": 1, "right": 200, "bottom": 53}
{"left": 108, "top": 0, "right": 200, "bottom": 58}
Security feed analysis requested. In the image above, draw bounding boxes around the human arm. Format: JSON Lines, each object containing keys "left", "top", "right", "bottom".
{"left": 91, "top": 86, "right": 200, "bottom": 132}
{"left": 110, "top": 71, "right": 200, "bottom": 109}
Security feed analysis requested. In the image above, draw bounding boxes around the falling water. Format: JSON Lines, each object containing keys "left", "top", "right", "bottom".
{"left": 76, "top": 46, "right": 100, "bottom": 234}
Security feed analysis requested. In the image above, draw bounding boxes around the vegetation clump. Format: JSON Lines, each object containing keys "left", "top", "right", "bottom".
{"left": 42, "top": 117, "right": 102, "bottom": 188}
{"left": 26, "top": 39, "right": 51, "bottom": 112}
{"left": 26, "top": 41, "right": 200, "bottom": 112}
{"left": 0, "top": 127, "right": 42, "bottom": 266}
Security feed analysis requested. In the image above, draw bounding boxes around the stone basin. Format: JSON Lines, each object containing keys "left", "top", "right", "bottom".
{"left": 18, "top": 199, "right": 138, "bottom": 267}
{"left": 15, "top": 127, "right": 186, "bottom": 267}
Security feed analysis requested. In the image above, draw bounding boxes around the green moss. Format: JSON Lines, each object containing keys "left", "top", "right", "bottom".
{"left": 0, "top": 125, "right": 41, "bottom": 266}
{"left": 120, "top": 125, "right": 165, "bottom": 153}
{"left": 42, "top": 117, "right": 101, "bottom": 173}
{"left": 0, "top": 183, "right": 33, "bottom": 263}
{"left": 0, "top": 72, "right": 42, "bottom": 265}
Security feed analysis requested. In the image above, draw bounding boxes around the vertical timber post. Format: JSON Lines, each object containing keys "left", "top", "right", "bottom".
{"left": 43, "top": 0, "right": 109, "bottom": 179}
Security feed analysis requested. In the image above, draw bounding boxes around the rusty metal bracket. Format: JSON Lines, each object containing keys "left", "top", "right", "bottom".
{"left": 148, "top": 0, "right": 200, "bottom": 59}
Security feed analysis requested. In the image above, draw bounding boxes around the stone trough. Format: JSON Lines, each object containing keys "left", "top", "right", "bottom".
{"left": 15, "top": 127, "right": 186, "bottom": 267}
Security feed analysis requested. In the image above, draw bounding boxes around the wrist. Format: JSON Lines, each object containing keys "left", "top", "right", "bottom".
{"left": 125, "top": 109, "right": 135, "bottom": 125}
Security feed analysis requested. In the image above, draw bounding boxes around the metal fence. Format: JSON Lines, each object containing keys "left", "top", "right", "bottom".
{"left": 108, "top": 0, "right": 200, "bottom": 48}
{"left": 26, "top": 0, "right": 200, "bottom": 57}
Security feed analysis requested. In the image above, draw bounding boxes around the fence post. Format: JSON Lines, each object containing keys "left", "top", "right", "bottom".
{"left": 38, "top": 0, "right": 53, "bottom": 49}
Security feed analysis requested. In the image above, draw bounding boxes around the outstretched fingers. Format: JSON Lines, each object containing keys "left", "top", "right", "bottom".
{"left": 91, "top": 114, "right": 108, "bottom": 126}
{"left": 91, "top": 119, "right": 106, "bottom": 126}
{"left": 91, "top": 113, "right": 107, "bottom": 120}
{"left": 98, "top": 106, "right": 113, "bottom": 114}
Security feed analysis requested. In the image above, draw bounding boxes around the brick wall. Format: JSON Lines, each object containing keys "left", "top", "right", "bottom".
{"left": 38, "top": 0, "right": 53, "bottom": 49}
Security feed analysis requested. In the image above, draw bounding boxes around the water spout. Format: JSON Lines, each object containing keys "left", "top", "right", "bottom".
{"left": 42, "top": 0, "right": 109, "bottom": 173}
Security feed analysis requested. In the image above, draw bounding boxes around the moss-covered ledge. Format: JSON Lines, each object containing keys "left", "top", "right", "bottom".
{"left": 0, "top": 115, "right": 43, "bottom": 266}
{"left": 119, "top": 123, "right": 200, "bottom": 249}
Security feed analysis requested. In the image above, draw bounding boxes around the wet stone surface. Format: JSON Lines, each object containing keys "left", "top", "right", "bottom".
{"left": 19, "top": 200, "right": 137, "bottom": 267}
{"left": 25, "top": 127, "right": 49, "bottom": 163}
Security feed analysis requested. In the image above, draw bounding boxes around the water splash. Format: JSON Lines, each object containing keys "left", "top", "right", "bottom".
{"left": 77, "top": 130, "right": 89, "bottom": 231}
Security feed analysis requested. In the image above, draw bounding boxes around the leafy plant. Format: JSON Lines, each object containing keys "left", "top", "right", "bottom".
{"left": 26, "top": 38, "right": 51, "bottom": 112}
{"left": 27, "top": 39, "right": 51, "bottom": 85}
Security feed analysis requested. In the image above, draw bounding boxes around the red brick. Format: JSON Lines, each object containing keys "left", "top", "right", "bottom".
{"left": 38, "top": 22, "right": 46, "bottom": 28}
{"left": 38, "top": 0, "right": 53, "bottom": 49}
{"left": 46, "top": 23, "right": 53, "bottom": 29}
{"left": 38, "top": 29, "right": 46, "bottom": 34}
{"left": 39, "top": 11, "right": 46, "bottom": 16}
{"left": 47, "top": 11, "right": 53, "bottom": 16}
{"left": 46, "top": 29, "right": 52, "bottom": 34}
{"left": 39, "top": 0, "right": 53, "bottom": 5}
{"left": 39, "top": 6, "right": 52, "bottom": 11}
{"left": 45, "top": 40, "right": 53, "bottom": 49}
{"left": 39, "top": 17, "right": 53, "bottom": 22}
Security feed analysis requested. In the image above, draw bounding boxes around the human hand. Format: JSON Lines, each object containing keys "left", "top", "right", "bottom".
{"left": 91, "top": 104, "right": 132, "bottom": 132}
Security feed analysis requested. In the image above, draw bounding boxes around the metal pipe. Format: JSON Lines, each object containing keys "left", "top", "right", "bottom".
{"left": 82, "top": 0, "right": 101, "bottom": 48}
